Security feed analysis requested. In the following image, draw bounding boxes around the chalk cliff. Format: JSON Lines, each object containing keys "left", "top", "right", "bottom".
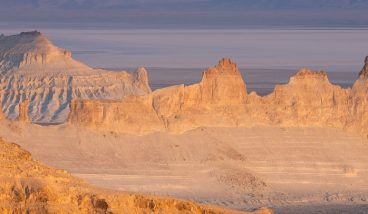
{"left": 0, "top": 31, "right": 151, "bottom": 123}
{"left": 0, "top": 138, "right": 271, "bottom": 214}
{"left": 70, "top": 57, "right": 368, "bottom": 138}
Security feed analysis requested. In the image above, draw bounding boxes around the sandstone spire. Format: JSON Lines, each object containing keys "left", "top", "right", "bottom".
{"left": 200, "top": 58, "right": 247, "bottom": 104}
{"left": 18, "top": 99, "right": 30, "bottom": 122}
{"left": 359, "top": 56, "right": 368, "bottom": 79}
{"left": 133, "top": 67, "right": 152, "bottom": 94}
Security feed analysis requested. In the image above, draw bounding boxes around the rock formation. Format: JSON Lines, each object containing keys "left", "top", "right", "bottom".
{"left": 69, "top": 57, "right": 368, "bottom": 138}
{"left": 0, "top": 105, "right": 4, "bottom": 120}
{"left": 2, "top": 31, "right": 367, "bottom": 138}
{"left": 346, "top": 61, "right": 368, "bottom": 138}
{"left": 69, "top": 58, "right": 249, "bottom": 133}
{"left": 17, "top": 99, "right": 30, "bottom": 122}
{"left": 0, "top": 31, "right": 151, "bottom": 123}
{"left": 0, "top": 137, "right": 272, "bottom": 214}
{"left": 248, "top": 68, "right": 350, "bottom": 128}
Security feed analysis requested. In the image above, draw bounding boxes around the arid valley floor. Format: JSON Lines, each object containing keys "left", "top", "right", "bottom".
{"left": 1, "top": 121, "right": 368, "bottom": 213}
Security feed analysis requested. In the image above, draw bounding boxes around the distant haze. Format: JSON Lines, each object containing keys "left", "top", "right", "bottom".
{"left": 1, "top": 0, "right": 368, "bottom": 28}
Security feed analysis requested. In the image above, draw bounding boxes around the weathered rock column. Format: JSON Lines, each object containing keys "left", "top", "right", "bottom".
{"left": 18, "top": 99, "right": 30, "bottom": 122}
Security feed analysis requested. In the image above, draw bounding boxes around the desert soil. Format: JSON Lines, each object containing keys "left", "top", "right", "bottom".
{"left": 1, "top": 121, "right": 368, "bottom": 213}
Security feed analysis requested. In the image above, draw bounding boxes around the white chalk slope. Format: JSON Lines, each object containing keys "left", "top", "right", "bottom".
{"left": 0, "top": 31, "right": 151, "bottom": 123}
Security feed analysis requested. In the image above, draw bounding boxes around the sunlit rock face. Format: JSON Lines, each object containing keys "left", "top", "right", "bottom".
{"left": 248, "top": 68, "right": 350, "bottom": 128}
{"left": 198, "top": 58, "right": 247, "bottom": 105}
{"left": 0, "top": 31, "right": 151, "bottom": 123}
{"left": 2, "top": 31, "right": 367, "bottom": 138}
{"left": 347, "top": 58, "right": 368, "bottom": 138}
{"left": 69, "top": 58, "right": 249, "bottom": 134}
{"left": 70, "top": 57, "right": 368, "bottom": 138}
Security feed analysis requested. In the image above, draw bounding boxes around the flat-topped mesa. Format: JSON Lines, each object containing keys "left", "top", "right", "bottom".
{"left": 199, "top": 58, "right": 247, "bottom": 105}
{"left": 0, "top": 31, "right": 84, "bottom": 74}
{"left": 358, "top": 56, "right": 368, "bottom": 79}
{"left": 289, "top": 68, "right": 329, "bottom": 83}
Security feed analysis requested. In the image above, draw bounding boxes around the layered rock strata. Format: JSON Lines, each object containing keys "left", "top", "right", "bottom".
{"left": 0, "top": 31, "right": 151, "bottom": 123}
{"left": 70, "top": 58, "right": 368, "bottom": 138}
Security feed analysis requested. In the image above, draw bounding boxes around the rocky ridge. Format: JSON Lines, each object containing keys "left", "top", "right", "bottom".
{"left": 0, "top": 137, "right": 272, "bottom": 214}
{"left": 69, "top": 58, "right": 249, "bottom": 133}
{"left": 1, "top": 31, "right": 367, "bottom": 138}
{"left": 0, "top": 31, "right": 151, "bottom": 123}
{"left": 70, "top": 57, "right": 368, "bottom": 138}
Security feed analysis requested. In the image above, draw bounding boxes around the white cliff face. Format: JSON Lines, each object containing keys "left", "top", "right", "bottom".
{"left": 0, "top": 31, "right": 151, "bottom": 123}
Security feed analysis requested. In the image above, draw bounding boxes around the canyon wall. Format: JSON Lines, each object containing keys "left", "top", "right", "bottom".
{"left": 69, "top": 58, "right": 368, "bottom": 138}
{"left": 0, "top": 31, "right": 151, "bottom": 123}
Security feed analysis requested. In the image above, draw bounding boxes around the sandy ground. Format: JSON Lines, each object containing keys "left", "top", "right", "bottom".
{"left": 1, "top": 121, "right": 368, "bottom": 213}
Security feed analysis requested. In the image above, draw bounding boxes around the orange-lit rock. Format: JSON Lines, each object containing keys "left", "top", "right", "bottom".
{"left": 69, "top": 57, "right": 368, "bottom": 139}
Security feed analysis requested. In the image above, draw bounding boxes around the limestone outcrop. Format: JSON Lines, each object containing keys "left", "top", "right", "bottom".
{"left": 0, "top": 31, "right": 151, "bottom": 123}
{"left": 69, "top": 57, "right": 368, "bottom": 138}
{"left": 0, "top": 138, "right": 272, "bottom": 214}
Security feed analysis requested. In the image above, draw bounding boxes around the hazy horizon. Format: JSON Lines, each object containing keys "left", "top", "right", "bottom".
{"left": 1, "top": 0, "right": 368, "bottom": 28}
{"left": 1, "top": 28, "right": 367, "bottom": 73}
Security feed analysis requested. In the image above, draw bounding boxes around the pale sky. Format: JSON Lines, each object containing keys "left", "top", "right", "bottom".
{"left": 0, "top": 0, "right": 368, "bottom": 28}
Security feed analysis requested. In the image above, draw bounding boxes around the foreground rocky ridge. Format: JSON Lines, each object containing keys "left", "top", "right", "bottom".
{"left": 0, "top": 137, "right": 271, "bottom": 214}
{"left": 0, "top": 31, "right": 151, "bottom": 123}
{"left": 70, "top": 58, "right": 368, "bottom": 138}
